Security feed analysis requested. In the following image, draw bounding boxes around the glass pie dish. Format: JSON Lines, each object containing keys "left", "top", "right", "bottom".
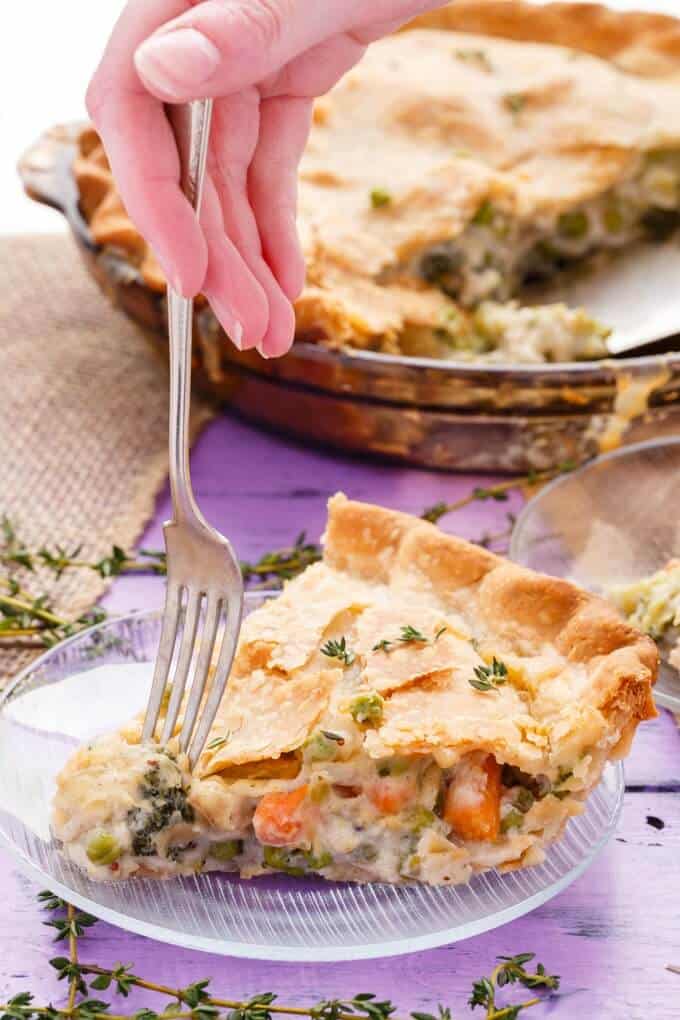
{"left": 0, "top": 601, "right": 624, "bottom": 960}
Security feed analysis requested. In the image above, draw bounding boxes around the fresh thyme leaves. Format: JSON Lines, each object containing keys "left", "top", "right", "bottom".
{"left": 370, "top": 188, "right": 392, "bottom": 209}
{"left": 469, "top": 953, "right": 559, "bottom": 1018}
{"left": 321, "top": 637, "right": 355, "bottom": 667}
{"left": 0, "top": 522, "right": 321, "bottom": 646}
{"left": 206, "top": 736, "right": 228, "bottom": 752}
{"left": 420, "top": 462, "right": 576, "bottom": 526}
{"left": 321, "top": 730, "right": 345, "bottom": 744}
{"left": 399, "top": 625, "right": 427, "bottom": 644}
{"left": 502, "top": 92, "right": 527, "bottom": 117}
{"left": 373, "top": 625, "right": 446, "bottom": 653}
{"left": 454, "top": 48, "right": 493, "bottom": 72}
{"left": 240, "top": 532, "right": 322, "bottom": 588}
{"left": 469, "top": 657, "right": 508, "bottom": 693}
{"left": 0, "top": 892, "right": 560, "bottom": 1020}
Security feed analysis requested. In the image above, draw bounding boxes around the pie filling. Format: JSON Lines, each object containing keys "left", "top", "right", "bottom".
{"left": 53, "top": 731, "right": 597, "bottom": 885}
{"left": 386, "top": 150, "right": 680, "bottom": 363}
{"left": 609, "top": 559, "right": 680, "bottom": 671}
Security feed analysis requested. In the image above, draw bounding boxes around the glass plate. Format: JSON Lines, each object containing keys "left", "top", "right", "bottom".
{"left": 0, "top": 604, "right": 624, "bottom": 961}
{"left": 510, "top": 437, "right": 680, "bottom": 711}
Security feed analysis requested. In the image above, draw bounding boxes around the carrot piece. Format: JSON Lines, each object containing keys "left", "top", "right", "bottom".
{"left": 253, "top": 785, "right": 309, "bottom": 847}
{"left": 443, "top": 754, "right": 501, "bottom": 842}
{"left": 366, "top": 775, "right": 417, "bottom": 815}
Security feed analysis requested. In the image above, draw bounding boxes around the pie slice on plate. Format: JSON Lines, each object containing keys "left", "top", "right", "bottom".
{"left": 53, "top": 496, "right": 657, "bottom": 885}
{"left": 74, "top": 1, "right": 680, "bottom": 363}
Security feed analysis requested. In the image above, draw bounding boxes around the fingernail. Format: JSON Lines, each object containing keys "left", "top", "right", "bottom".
{"left": 209, "top": 298, "right": 244, "bottom": 350}
{"left": 135, "top": 29, "right": 220, "bottom": 98}
{"left": 158, "top": 257, "right": 184, "bottom": 295}
{"left": 230, "top": 320, "right": 244, "bottom": 351}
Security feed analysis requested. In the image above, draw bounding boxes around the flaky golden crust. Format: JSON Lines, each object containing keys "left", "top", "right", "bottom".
{"left": 407, "top": 2, "right": 680, "bottom": 78}
{"left": 325, "top": 493, "right": 657, "bottom": 732}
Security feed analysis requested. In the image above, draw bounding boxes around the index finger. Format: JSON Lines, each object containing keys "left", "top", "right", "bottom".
{"left": 86, "top": 0, "right": 207, "bottom": 295}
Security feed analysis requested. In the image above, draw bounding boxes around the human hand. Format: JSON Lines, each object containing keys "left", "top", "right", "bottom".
{"left": 86, "top": 0, "right": 446, "bottom": 357}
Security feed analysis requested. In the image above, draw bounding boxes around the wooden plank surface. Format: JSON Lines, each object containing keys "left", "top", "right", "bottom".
{"left": 1, "top": 414, "right": 678, "bottom": 1019}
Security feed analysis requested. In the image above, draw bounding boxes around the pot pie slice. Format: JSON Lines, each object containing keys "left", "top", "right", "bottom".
{"left": 53, "top": 495, "right": 657, "bottom": 885}
{"left": 74, "top": 1, "right": 680, "bottom": 365}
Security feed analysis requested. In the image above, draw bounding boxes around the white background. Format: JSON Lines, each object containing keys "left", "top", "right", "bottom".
{"left": 1, "top": 0, "right": 677, "bottom": 236}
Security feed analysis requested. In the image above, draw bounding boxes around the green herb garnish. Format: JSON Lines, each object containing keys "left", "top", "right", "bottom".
{"left": 206, "top": 735, "right": 228, "bottom": 752}
{"left": 469, "top": 953, "right": 560, "bottom": 1017}
{"left": 349, "top": 691, "right": 384, "bottom": 726}
{"left": 7, "top": 891, "right": 559, "bottom": 1020}
{"left": 399, "top": 625, "right": 427, "bottom": 643}
{"left": 472, "top": 200, "right": 496, "bottom": 227}
{"left": 469, "top": 657, "right": 508, "bottom": 693}
{"left": 503, "top": 92, "right": 527, "bottom": 116}
{"left": 373, "top": 625, "right": 445, "bottom": 653}
{"left": 321, "top": 636, "right": 355, "bottom": 666}
{"left": 370, "top": 188, "right": 392, "bottom": 208}
{"left": 454, "top": 48, "right": 492, "bottom": 72}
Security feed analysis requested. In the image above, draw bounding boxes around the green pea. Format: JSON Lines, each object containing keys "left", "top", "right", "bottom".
{"left": 262, "top": 846, "right": 305, "bottom": 876}
{"left": 603, "top": 204, "right": 624, "bottom": 233}
{"left": 349, "top": 691, "right": 384, "bottom": 726}
{"left": 210, "top": 839, "right": 242, "bottom": 862}
{"left": 557, "top": 210, "right": 589, "bottom": 239}
{"left": 304, "top": 850, "right": 333, "bottom": 869}
{"left": 305, "top": 731, "right": 340, "bottom": 762}
{"left": 370, "top": 188, "right": 392, "bottom": 209}
{"left": 472, "top": 200, "right": 495, "bottom": 227}
{"left": 514, "top": 787, "right": 535, "bottom": 814}
{"left": 407, "top": 806, "right": 436, "bottom": 834}
{"left": 86, "top": 832, "right": 122, "bottom": 866}
{"left": 500, "top": 809, "right": 524, "bottom": 834}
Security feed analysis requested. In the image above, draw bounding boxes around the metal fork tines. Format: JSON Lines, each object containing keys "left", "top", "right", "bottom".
{"left": 142, "top": 99, "right": 243, "bottom": 767}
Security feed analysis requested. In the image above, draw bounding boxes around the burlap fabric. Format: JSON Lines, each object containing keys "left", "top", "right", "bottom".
{"left": 0, "top": 234, "right": 213, "bottom": 684}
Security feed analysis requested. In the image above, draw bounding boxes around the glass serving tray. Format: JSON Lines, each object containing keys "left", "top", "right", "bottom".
{"left": 0, "top": 603, "right": 624, "bottom": 961}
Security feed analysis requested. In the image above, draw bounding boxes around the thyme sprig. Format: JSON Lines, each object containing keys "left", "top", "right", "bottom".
{"left": 469, "top": 953, "right": 559, "bottom": 1018}
{"left": 420, "top": 463, "right": 575, "bottom": 526}
{"left": 0, "top": 893, "right": 559, "bottom": 1020}
{"left": 469, "top": 657, "right": 508, "bottom": 693}
{"left": 372, "top": 625, "right": 447, "bottom": 654}
{"left": 321, "top": 637, "right": 355, "bottom": 667}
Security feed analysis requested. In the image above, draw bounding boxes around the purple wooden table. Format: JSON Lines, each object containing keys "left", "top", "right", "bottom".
{"left": 1, "top": 414, "right": 679, "bottom": 1019}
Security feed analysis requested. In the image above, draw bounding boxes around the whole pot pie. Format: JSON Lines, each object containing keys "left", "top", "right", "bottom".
{"left": 74, "top": 1, "right": 680, "bottom": 365}
{"left": 53, "top": 496, "right": 657, "bottom": 885}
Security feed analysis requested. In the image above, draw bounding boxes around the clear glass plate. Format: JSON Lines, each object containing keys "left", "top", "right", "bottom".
{"left": 511, "top": 437, "right": 680, "bottom": 711}
{"left": 0, "top": 604, "right": 624, "bottom": 961}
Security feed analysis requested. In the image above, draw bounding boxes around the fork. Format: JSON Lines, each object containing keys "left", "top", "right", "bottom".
{"left": 142, "top": 99, "right": 244, "bottom": 767}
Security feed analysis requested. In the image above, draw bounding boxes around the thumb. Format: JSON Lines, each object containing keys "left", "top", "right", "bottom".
{"left": 133, "top": 0, "right": 350, "bottom": 102}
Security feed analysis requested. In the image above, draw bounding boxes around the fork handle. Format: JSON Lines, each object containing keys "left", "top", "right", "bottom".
{"left": 166, "top": 99, "right": 213, "bottom": 524}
